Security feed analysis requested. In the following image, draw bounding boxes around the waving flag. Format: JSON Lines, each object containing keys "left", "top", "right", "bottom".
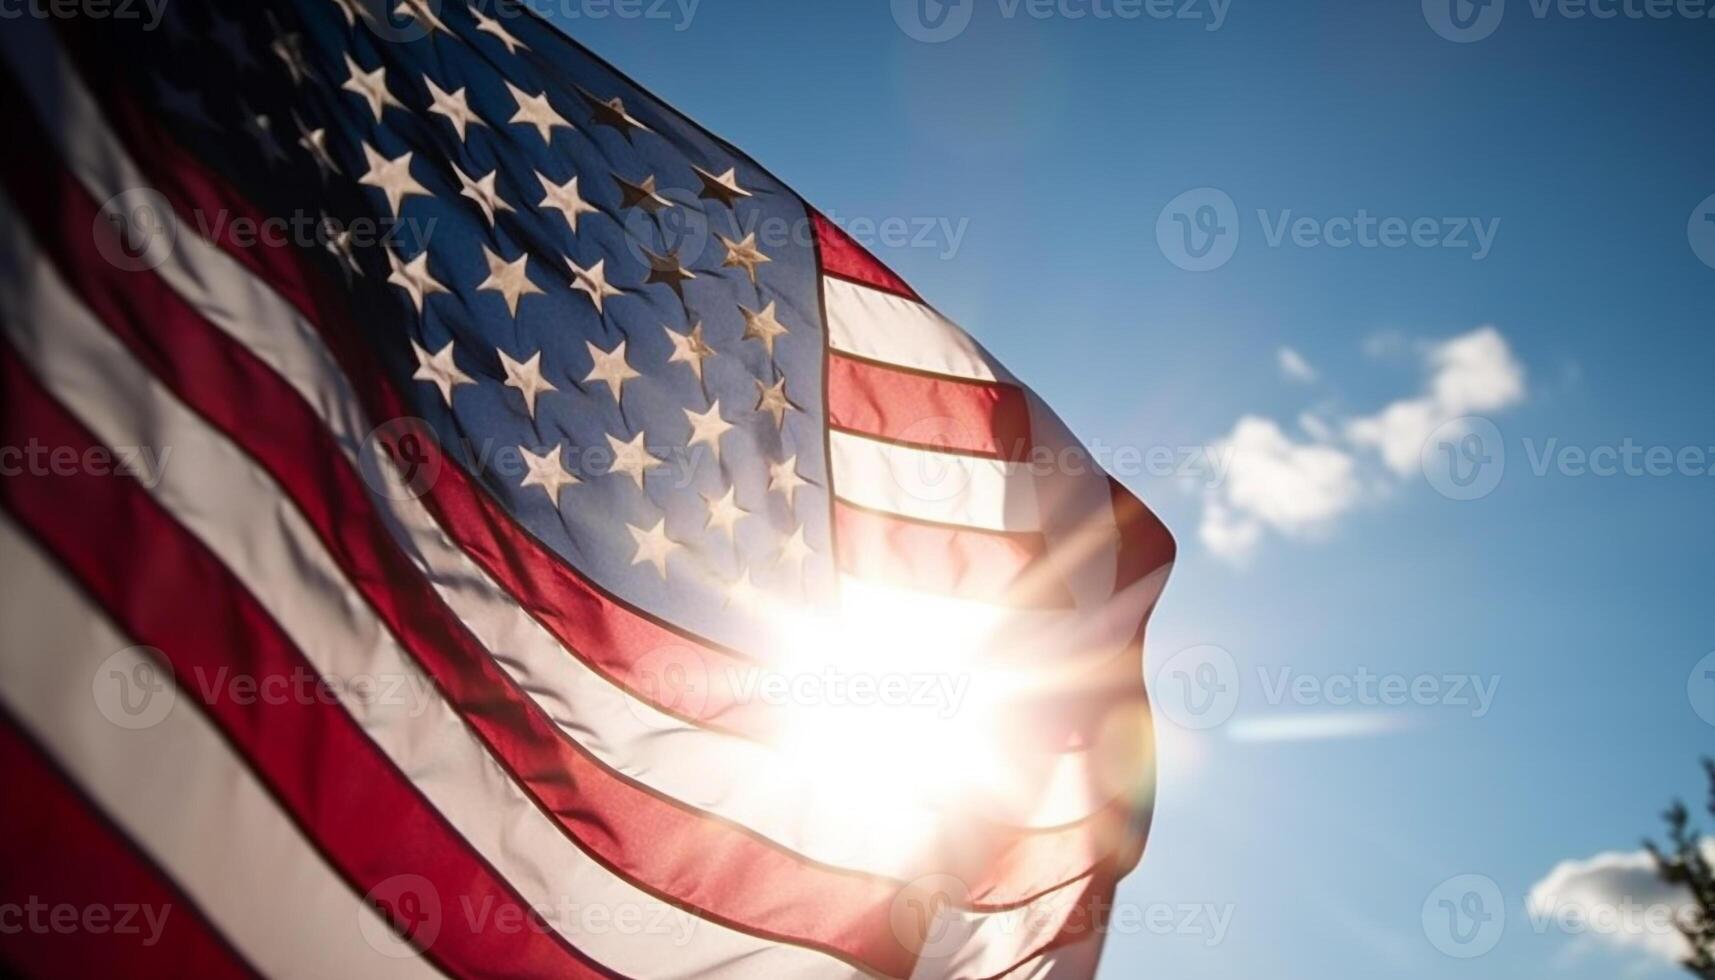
{"left": 0, "top": 2, "right": 1174, "bottom": 978}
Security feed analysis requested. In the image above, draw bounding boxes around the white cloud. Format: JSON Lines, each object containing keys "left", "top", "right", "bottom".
{"left": 1347, "top": 326, "right": 1528, "bottom": 475}
{"left": 1200, "top": 416, "right": 1363, "bottom": 562}
{"left": 1226, "top": 711, "right": 1410, "bottom": 742}
{"left": 1200, "top": 327, "right": 1527, "bottom": 562}
{"left": 1277, "top": 346, "right": 1318, "bottom": 383}
{"left": 1528, "top": 845, "right": 1712, "bottom": 968}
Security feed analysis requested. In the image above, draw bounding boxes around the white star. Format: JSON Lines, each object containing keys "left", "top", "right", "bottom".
{"left": 704, "top": 486, "right": 750, "bottom": 540}
{"left": 498, "top": 349, "right": 557, "bottom": 418}
{"left": 411, "top": 339, "right": 473, "bottom": 405}
{"left": 692, "top": 165, "right": 752, "bottom": 208}
{"left": 387, "top": 249, "right": 449, "bottom": 313}
{"left": 505, "top": 81, "right": 572, "bottom": 144}
{"left": 740, "top": 301, "right": 790, "bottom": 357}
{"left": 628, "top": 520, "right": 678, "bottom": 578}
{"left": 340, "top": 54, "right": 404, "bottom": 123}
{"left": 615, "top": 173, "right": 671, "bottom": 214}
{"left": 271, "top": 32, "right": 314, "bottom": 86}
{"left": 453, "top": 163, "right": 515, "bottom": 226}
{"left": 520, "top": 445, "right": 579, "bottom": 503}
{"left": 755, "top": 376, "right": 798, "bottom": 429}
{"left": 477, "top": 246, "right": 541, "bottom": 317}
{"left": 724, "top": 567, "right": 761, "bottom": 610}
{"left": 719, "top": 233, "right": 771, "bottom": 283}
{"left": 473, "top": 6, "right": 529, "bottom": 53}
{"left": 567, "top": 257, "right": 624, "bottom": 314}
{"left": 394, "top": 0, "right": 450, "bottom": 33}
{"left": 664, "top": 322, "right": 715, "bottom": 382}
{"left": 241, "top": 104, "right": 288, "bottom": 166}
{"left": 425, "top": 79, "right": 484, "bottom": 140}
{"left": 584, "top": 340, "right": 640, "bottom": 401}
{"left": 294, "top": 113, "right": 340, "bottom": 181}
{"left": 769, "top": 456, "right": 809, "bottom": 509}
{"left": 322, "top": 216, "right": 362, "bottom": 278}
{"left": 777, "top": 524, "right": 813, "bottom": 573}
{"left": 537, "top": 172, "right": 598, "bottom": 232}
{"left": 684, "top": 401, "right": 734, "bottom": 463}
{"left": 327, "top": 0, "right": 364, "bottom": 27}
{"left": 359, "top": 144, "right": 430, "bottom": 216}
{"left": 577, "top": 86, "right": 653, "bottom": 135}
{"left": 606, "top": 431, "right": 662, "bottom": 489}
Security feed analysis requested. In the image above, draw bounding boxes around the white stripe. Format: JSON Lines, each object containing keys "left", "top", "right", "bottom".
{"left": 0, "top": 514, "right": 439, "bottom": 980}
{"left": 0, "top": 194, "right": 858, "bottom": 980}
{"left": 831, "top": 429, "right": 1044, "bottom": 532}
{"left": 913, "top": 879, "right": 1093, "bottom": 980}
{"left": 0, "top": 25, "right": 1118, "bottom": 885}
{"left": 993, "top": 935, "right": 1103, "bottom": 980}
{"left": 825, "top": 276, "right": 1004, "bottom": 383}
{"left": 2, "top": 27, "right": 1149, "bottom": 973}
{"left": 836, "top": 573, "right": 1167, "bottom": 831}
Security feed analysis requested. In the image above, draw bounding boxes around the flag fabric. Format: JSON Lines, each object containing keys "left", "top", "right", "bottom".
{"left": 0, "top": 3, "right": 1175, "bottom": 978}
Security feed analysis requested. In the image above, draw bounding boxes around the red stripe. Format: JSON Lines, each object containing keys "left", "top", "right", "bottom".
{"left": 812, "top": 211, "right": 922, "bottom": 302}
{"left": 0, "top": 71, "right": 1120, "bottom": 979}
{"left": 0, "top": 345, "right": 615, "bottom": 980}
{"left": 835, "top": 502, "right": 1074, "bottom": 609}
{"left": 0, "top": 714, "right": 257, "bottom": 980}
{"left": 34, "top": 24, "right": 1145, "bottom": 922}
{"left": 41, "top": 24, "right": 780, "bottom": 742}
{"left": 0, "top": 122, "right": 925, "bottom": 978}
{"left": 1109, "top": 477, "right": 1177, "bottom": 593}
{"left": 828, "top": 352, "right": 1032, "bottom": 461}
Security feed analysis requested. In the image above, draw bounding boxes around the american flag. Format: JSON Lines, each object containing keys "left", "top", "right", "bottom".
{"left": 0, "top": 2, "right": 1175, "bottom": 978}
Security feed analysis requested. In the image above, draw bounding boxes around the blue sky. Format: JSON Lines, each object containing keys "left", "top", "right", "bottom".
{"left": 542, "top": 2, "right": 1714, "bottom": 975}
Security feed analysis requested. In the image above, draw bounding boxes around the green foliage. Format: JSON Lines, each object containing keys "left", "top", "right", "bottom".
{"left": 1647, "top": 759, "right": 1715, "bottom": 979}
